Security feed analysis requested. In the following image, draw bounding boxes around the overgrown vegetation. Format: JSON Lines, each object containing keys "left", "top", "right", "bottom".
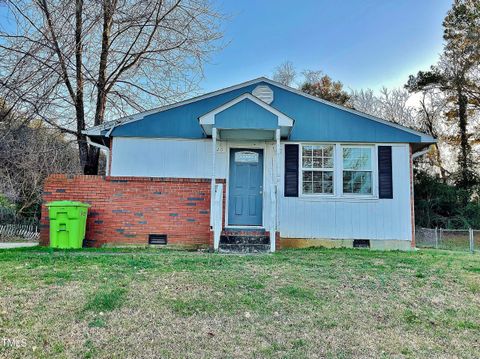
{"left": 0, "top": 248, "right": 478, "bottom": 358}
{"left": 415, "top": 170, "right": 480, "bottom": 229}
{"left": 0, "top": 101, "right": 80, "bottom": 220}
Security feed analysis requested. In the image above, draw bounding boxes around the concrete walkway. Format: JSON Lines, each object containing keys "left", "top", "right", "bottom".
{"left": 0, "top": 242, "right": 39, "bottom": 249}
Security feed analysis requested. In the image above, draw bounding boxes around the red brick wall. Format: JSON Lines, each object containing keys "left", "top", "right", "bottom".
{"left": 409, "top": 145, "right": 416, "bottom": 248}
{"left": 40, "top": 174, "right": 226, "bottom": 248}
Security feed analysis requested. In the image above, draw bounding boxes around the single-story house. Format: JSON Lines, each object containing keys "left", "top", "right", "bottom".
{"left": 40, "top": 77, "right": 435, "bottom": 252}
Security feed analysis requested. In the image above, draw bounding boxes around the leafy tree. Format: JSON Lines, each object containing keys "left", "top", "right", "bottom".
{"left": 406, "top": 0, "right": 480, "bottom": 190}
{"left": 414, "top": 169, "right": 480, "bottom": 229}
{"left": 301, "top": 75, "right": 351, "bottom": 107}
{"left": 271, "top": 63, "right": 351, "bottom": 107}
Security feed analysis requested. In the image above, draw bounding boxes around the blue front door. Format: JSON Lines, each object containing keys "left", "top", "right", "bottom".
{"left": 228, "top": 149, "right": 264, "bottom": 226}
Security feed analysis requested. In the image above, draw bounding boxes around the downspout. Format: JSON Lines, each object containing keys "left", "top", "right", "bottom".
{"left": 105, "top": 123, "right": 116, "bottom": 138}
{"left": 410, "top": 145, "right": 431, "bottom": 249}
{"left": 86, "top": 136, "right": 110, "bottom": 176}
{"left": 412, "top": 148, "right": 429, "bottom": 159}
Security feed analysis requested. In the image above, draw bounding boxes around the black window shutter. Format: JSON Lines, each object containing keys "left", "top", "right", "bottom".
{"left": 378, "top": 146, "right": 393, "bottom": 199}
{"left": 284, "top": 144, "right": 299, "bottom": 197}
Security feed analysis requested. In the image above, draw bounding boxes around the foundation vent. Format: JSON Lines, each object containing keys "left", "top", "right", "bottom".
{"left": 353, "top": 239, "right": 370, "bottom": 248}
{"left": 149, "top": 234, "right": 167, "bottom": 245}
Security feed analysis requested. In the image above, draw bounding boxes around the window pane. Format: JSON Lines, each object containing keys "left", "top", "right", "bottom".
{"left": 303, "top": 146, "right": 313, "bottom": 157}
{"left": 343, "top": 171, "right": 372, "bottom": 194}
{"left": 303, "top": 170, "right": 312, "bottom": 182}
{"left": 323, "top": 146, "right": 333, "bottom": 157}
{"left": 302, "top": 145, "right": 334, "bottom": 170}
{"left": 312, "top": 147, "right": 322, "bottom": 157}
{"left": 323, "top": 157, "right": 333, "bottom": 168}
{"left": 301, "top": 145, "right": 335, "bottom": 195}
{"left": 313, "top": 180, "right": 322, "bottom": 193}
{"left": 303, "top": 157, "right": 312, "bottom": 168}
{"left": 313, "top": 157, "right": 322, "bottom": 168}
{"left": 312, "top": 171, "right": 322, "bottom": 181}
{"left": 302, "top": 171, "right": 313, "bottom": 194}
{"left": 322, "top": 171, "right": 333, "bottom": 193}
{"left": 343, "top": 147, "right": 371, "bottom": 170}
{"left": 303, "top": 170, "right": 333, "bottom": 194}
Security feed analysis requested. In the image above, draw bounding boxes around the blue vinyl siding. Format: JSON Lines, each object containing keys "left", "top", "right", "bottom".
{"left": 215, "top": 98, "right": 278, "bottom": 130}
{"left": 111, "top": 80, "right": 423, "bottom": 143}
{"left": 112, "top": 84, "right": 258, "bottom": 138}
{"left": 268, "top": 84, "right": 421, "bottom": 143}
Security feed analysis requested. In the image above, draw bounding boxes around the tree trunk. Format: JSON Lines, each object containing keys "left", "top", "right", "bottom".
{"left": 78, "top": 134, "right": 99, "bottom": 175}
{"left": 94, "top": 0, "right": 114, "bottom": 128}
{"left": 82, "top": 0, "right": 114, "bottom": 175}
{"left": 75, "top": 0, "right": 90, "bottom": 174}
{"left": 457, "top": 87, "right": 471, "bottom": 188}
{"left": 433, "top": 143, "right": 447, "bottom": 181}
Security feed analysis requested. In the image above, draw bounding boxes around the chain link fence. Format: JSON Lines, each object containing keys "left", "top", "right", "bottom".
{"left": 416, "top": 227, "right": 478, "bottom": 253}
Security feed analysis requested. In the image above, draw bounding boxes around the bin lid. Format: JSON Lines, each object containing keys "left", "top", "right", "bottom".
{"left": 46, "top": 200, "right": 90, "bottom": 208}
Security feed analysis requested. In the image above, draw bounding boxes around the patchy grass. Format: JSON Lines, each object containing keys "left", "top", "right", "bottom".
{"left": 82, "top": 285, "right": 128, "bottom": 314}
{"left": 0, "top": 247, "right": 479, "bottom": 358}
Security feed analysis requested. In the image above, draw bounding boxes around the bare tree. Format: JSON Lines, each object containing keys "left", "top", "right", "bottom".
{"left": 350, "top": 86, "right": 456, "bottom": 179}
{"left": 349, "top": 88, "right": 379, "bottom": 115}
{"left": 301, "top": 69, "right": 323, "bottom": 84}
{"left": 415, "top": 89, "right": 453, "bottom": 179}
{"left": 0, "top": 118, "right": 80, "bottom": 216}
{"left": 0, "top": 0, "right": 224, "bottom": 174}
{"left": 272, "top": 61, "right": 296, "bottom": 86}
{"left": 351, "top": 87, "right": 415, "bottom": 127}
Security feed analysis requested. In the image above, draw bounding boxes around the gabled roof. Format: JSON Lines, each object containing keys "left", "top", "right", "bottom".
{"left": 83, "top": 77, "right": 272, "bottom": 137}
{"left": 84, "top": 77, "right": 435, "bottom": 145}
{"left": 200, "top": 92, "right": 292, "bottom": 123}
{"left": 198, "top": 93, "right": 294, "bottom": 139}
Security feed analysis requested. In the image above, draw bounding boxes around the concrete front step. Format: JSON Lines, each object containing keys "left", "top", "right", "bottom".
{"left": 220, "top": 235, "right": 270, "bottom": 245}
{"left": 221, "top": 228, "right": 267, "bottom": 237}
{"left": 219, "top": 228, "right": 271, "bottom": 253}
{"left": 218, "top": 243, "right": 271, "bottom": 253}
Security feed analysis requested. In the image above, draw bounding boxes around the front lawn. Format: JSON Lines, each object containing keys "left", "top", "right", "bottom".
{"left": 0, "top": 247, "right": 479, "bottom": 358}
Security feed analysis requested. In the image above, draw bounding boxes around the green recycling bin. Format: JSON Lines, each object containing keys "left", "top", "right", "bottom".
{"left": 46, "top": 201, "right": 90, "bottom": 249}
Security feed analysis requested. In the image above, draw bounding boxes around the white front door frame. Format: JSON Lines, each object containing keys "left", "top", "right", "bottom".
{"left": 225, "top": 141, "right": 268, "bottom": 229}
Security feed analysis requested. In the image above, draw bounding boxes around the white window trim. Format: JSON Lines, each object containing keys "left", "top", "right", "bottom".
{"left": 340, "top": 145, "right": 377, "bottom": 198}
{"left": 297, "top": 143, "right": 378, "bottom": 200}
{"left": 299, "top": 144, "right": 336, "bottom": 197}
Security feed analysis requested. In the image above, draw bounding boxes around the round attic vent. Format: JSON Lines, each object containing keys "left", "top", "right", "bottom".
{"left": 252, "top": 85, "right": 274, "bottom": 104}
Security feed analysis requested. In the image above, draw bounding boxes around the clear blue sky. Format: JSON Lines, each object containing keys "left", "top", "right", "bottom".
{"left": 0, "top": 0, "right": 453, "bottom": 94}
{"left": 202, "top": 0, "right": 453, "bottom": 93}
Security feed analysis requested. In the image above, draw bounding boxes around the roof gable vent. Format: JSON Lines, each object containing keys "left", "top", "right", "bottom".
{"left": 252, "top": 85, "right": 274, "bottom": 104}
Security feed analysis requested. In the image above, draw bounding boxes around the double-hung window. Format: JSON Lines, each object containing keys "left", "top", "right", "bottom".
{"left": 301, "top": 145, "right": 334, "bottom": 195}
{"left": 342, "top": 146, "right": 373, "bottom": 195}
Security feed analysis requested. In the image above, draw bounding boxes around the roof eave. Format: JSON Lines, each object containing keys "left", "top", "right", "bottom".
{"left": 82, "top": 76, "right": 437, "bottom": 143}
